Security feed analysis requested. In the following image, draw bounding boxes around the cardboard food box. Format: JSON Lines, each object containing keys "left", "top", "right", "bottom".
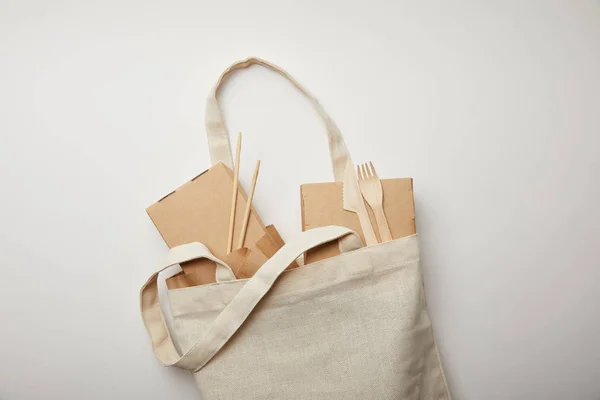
{"left": 301, "top": 178, "right": 416, "bottom": 264}
{"left": 147, "top": 162, "right": 270, "bottom": 288}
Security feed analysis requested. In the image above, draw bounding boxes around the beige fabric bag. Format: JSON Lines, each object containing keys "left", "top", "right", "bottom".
{"left": 140, "top": 58, "right": 451, "bottom": 399}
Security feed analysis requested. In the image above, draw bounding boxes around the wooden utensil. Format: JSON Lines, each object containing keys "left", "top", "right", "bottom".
{"left": 227, "top": 132, "right": 242, "bottom": 254}
{"left": 237, "top": 160, "right": 261, "bottom": 249}
{"left": 357, "top": 161, "right": 392, "bottom": 243}
{"left": 342, "top": 163, "right": 378, "bottom": 245}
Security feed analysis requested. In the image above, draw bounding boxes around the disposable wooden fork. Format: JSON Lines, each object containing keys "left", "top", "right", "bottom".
{"left": 357, "top": 162, "right": 393, "bottom": 243}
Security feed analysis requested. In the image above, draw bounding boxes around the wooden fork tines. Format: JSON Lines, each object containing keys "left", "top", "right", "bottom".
{"left": 357, "top": 162, "right": 393, "bottom": 243}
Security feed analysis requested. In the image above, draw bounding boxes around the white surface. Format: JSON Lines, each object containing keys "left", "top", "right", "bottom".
{"left": 1, "top": 1, "right": 599, "bottom": 399}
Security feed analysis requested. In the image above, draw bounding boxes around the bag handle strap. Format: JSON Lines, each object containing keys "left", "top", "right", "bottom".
{"left": 139, "top": 242, "right": 236, "bottom": 372}
{"left": 165, "top": 242, "right": 237, "bottom": 283}
{"left": 205, "top": 57, "right": 352, "bottom": 182}
{"left": 140, "top": 226, "right": 362, "bottom": 372}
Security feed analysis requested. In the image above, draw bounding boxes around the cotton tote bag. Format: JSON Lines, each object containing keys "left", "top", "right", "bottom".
{"left": 140, "top": 57, "right": 451, "bottom": 400}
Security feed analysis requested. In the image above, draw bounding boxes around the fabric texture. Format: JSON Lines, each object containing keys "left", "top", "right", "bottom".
{"left": 141, "top": 227, "right": 451, "bottom": 399}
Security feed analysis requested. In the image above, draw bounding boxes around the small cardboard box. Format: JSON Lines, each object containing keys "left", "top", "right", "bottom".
{"left": 147, "top": 162, "right": 269, "bottom": 287}
{"left": 301, "top": 178, "right": 416, "bottom": 264}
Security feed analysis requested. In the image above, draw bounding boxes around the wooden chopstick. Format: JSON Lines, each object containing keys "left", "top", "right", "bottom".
{"left": 227, "top": 132, "right": 242, "bottom": 254}
{"left": 237, "top": 160, "right": 261, "bottom": 250}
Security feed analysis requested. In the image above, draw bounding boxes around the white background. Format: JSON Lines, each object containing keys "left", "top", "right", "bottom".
{"left": 1, "top": 1, "right": 599, "bottom": 399}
